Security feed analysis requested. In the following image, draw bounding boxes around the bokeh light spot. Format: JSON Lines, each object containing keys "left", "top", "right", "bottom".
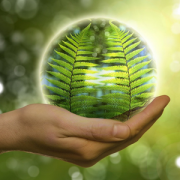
{"left": 170, "top": 60, "right": 180, "bottom": 72}
{"left": 0, "top": 82, "right": 4, "bottom": 94}
{"left": 28, "top": 166, "right": 39, "bottom": 177}
{"left": 175, "top": 156, "right": 180, "bottom": 168}
{"left": 14, "top": 65, "right": 26, "bottom": 77}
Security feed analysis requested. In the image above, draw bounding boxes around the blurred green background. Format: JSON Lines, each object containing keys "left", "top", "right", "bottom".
{"left": 0, "top": 0, "right": 180, "bottom": 179}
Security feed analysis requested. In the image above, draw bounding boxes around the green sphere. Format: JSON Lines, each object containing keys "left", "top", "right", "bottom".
{"left": 40, "top": 17, "right": 156, "bottom": 121}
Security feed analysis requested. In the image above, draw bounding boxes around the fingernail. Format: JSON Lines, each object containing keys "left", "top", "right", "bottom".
{"left": 113, "top": 124, "right": 130, "bottom": 139}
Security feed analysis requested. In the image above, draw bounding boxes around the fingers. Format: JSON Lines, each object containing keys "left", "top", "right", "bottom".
{"left": 124, "top": 95, "right": 170, "bottom": 138}
{"left": 61, "top": 112, "right": 131, "bottom": 142}
{"left": 59, "top": 95, "right": 169, "bottom": 143}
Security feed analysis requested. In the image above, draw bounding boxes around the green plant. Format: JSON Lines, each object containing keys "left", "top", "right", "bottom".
{"left": 43, "top": 21, "right": 155, "bottom": 121}
{"left": 97, "top": 22, "right": 155, "bottom": 120}
{"left": 45, "top": 24, "right": 100, "bottom": 115}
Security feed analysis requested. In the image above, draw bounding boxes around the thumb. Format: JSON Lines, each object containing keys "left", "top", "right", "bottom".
{"left": 61, "top": 110, "right": 130, "bottom": 142}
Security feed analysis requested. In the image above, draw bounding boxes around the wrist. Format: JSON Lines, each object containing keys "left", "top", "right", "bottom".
{"left": 0, "top": 108, "right": 23, "bottom": 153}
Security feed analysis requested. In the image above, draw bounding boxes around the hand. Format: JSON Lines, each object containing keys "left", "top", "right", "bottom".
{"left": 0, "top": 95, "right": 170, "bottom": 167}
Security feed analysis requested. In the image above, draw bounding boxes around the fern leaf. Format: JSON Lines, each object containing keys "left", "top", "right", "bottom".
{"left": 72, "top": 75, "right": 98, "bottom": 81}
{"left": 47, "top": 71, "right": 71, "bottom": 84}
{"left": 129, "top": 61, "right": 151, "bottom": 75}
{"left": 78, "top": 46, "right": 94, "bottom": 50}
{"left": 77, "top": 51, "right": 93, "bottom": 55}
{"left": 124, "top": 41, "right": 141, "bottom": 54}
{"left": 101, "top": 58, "right": 126, "bottom": 64}
{"left": 59, "top": 45, "right": 76, "bottom": 58}
{"left": 71, "top": 95, "right": 97, "bottom": 102}
{"left": 76, "top": 56, "right": 99, "bottom": 61}
{"left": 131, "top": 83, "right": 155, "bottom": 96}
{"left": 124, "top": 38, "right": 137, "bottom": 48}
{"left": 122, "top": 33, "right": 133, "bottom": 43}
{"left": 72, "top": 106, "right": 97, "bottom": 113}
{"left": 101, "top": 98, "right": 129, "bottom": 106}
{"left": 101, "top": 71, "right": 128, "bottom": 78}
{"left": 62, "top": 41, "right": 77, "bottom": 52}
{"left": 51, "top": 59, "right": 73, "bottom": 71}
{"left": 46, "top": 78, "right": 70, "bottom": 91}
{"left": 44, "top": 95, "right": 62, "bottom": 101}
{"left": 98, "top": 105, "right": 129, "bottom": 112}
{"left": 103, "top": 52, "right": 125, "bottom": 58}
{"left": 130, "top": 69, "right": 153, "bottom": 82}
{"left": 131, "top": 93, "right": 154, "bottom": 103}
{"left": 45, "top": 85, "right": 70, "bottom": 97}
{"left": 48, "top": 63, "right": 71, "bottom": 78}
{"left": 70, "top": 34, "right": 79, "bottom": 43}
{"left": 72, "top": 87, "right": 97, "bottom": 96}
{"left": 130, "top": 101, "right": 146, "bottom": 109}
{"left": 73, "top": 69, "right": 98, "bottom": 74}
{"left": 71, "top": 100, "right": 98, "bottom": 107}
{"left": 131, "top": 76, "right": 154, "bottom": 89}
{"left": 66, "top": 36, "right": 78, "bottom": 47}
{"left": 100, "top": 65, "right": 127, "bottom": 71}
{"left": 107, "top": 47, "right": 123, "bottom": 51}
{"left": 101, "top": 85, "right": 129, "bottom": 93}
{"left": 55, "top": 51, "right": 74, "bottom": 64}
{"left": 126, "top": 48, "right": 144, "bottom": 61}
{"left": 101, "top": 93, "right": 130, "bottom": 101}
{"left": 128, "top": 56, "right": 148, "bottom": 68}
{"left": 100, "top": 78, "right": 129, "bottom": 86}
{"left": 74, "top": 62, "right": 98, "bottom": 67}
{"left": 106, "top": 42, "right": 122, "bottom": 46}
{"left": 71, "top": 81, "right": 97, "bottom": 88}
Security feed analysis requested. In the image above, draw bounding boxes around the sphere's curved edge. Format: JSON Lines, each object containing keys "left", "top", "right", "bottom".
{"left": 37, "top": 14, "right": 159, "bottom": 104}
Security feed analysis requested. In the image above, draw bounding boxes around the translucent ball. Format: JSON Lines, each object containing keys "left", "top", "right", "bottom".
{"left": 40, "top": 18, "right": 157, "bottom": 121}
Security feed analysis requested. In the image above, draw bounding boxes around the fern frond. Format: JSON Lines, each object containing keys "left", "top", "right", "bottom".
{"left": 76, "top": 56, "right": 99, "bottom": 61}
{"left": 130, "top": 69, "right": 153, "bottom": 82}
{"left": 72, "top": 75, "right": 98, "bottom": 81}
{"left": 62, "top": 41, "right": 77, "bottom": 52}
{"left": 47, "top": 71, "right": 71, "bottom": 84}
{"left": 128, "top": 56, "right": 148, "bottom": 67}
{"left": 71, "top": 87, "right": 97, "bottom": 96}
{"left": 131, "top": 83, "right": 155, "bottom": 96}
{"left": 98, "top": 21, "right": 155, "bottom": 120}
{"left": 51, "top": 59, "right": 73, "bottom": 71}
{"left": 45, "top": 85, "right": 70, "bottom": 97}
{"left": 124, "top": 38, "right": 137, "bottom": 48}
{"left": 100, "top": 65, "right": 127, "bottom": 71}
{"left": 73, "top": 69, "right": 98, "bottom": 74}
{"left": 77, "top": 51, "right": 93, "bottom": 55}
{"left": 124, "top": 41, "right": 141, "bottom": 54}
{"left": 131, "top": 76, "right": 154, "bottom": 89}
{"left": 98, "top": 105, "right": 129, "bottom": 112}
{"left": 71, "top": 99, "right": 98, "bottom": 107}
{"left": 100, "top": 78, "right": 129, "bottom": 86}
{"left": 55, "top": 51, "right": 74, "bottom": 64}
{"left": 101, "top": 58, "right": 126, "bottom": 64}
{"left": 48, "top": 63, "right": 71, "bottom": 78}
{"left": 126, "top": 48, "right": 144, "bottom": 61}
{"left": 46, "top": 78, "right": 70, "bottom": 91}
{"left": 74, "top": 62, "right": 98, "bottom": 67}
{"left": 101, "top": 85, "right": 130, "bottom": 93}
{"left": 129, "top": 61, "right": 151, "bottom": 75}
{"left": 71, "top": 95, "right": 97, "bottom": 102}
{"left": 103, "top": 52, "right": 125, "bottom": 58}
{"left": 59, "top": 45, "right": 76, "bottom": 58}
{"left": 101, "top": 71, "right": 128, "bottom": 78}
{"left": 101, "top": 93, "right": 130, "bottom": 100}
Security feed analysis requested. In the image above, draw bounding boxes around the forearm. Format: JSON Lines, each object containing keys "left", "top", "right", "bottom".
{"left": 0, "top": 109, "right": 22, "bottom": 153}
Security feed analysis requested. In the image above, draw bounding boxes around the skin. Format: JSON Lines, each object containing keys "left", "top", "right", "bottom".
{"left": 0, "top": 95, "right": 170, "bottom": 168}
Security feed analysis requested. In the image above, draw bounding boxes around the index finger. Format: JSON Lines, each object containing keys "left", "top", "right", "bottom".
{"left": 124, "top": 95, "right": 170, "bottom": 138}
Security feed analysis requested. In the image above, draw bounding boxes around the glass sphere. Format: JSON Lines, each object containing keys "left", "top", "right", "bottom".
{"left": 40, "top": 17, "right": 157, "bottom": 121}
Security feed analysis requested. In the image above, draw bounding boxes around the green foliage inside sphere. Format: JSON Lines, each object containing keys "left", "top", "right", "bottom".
{"left": 40, "top": 18, "right": 156, "bottom": 121}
